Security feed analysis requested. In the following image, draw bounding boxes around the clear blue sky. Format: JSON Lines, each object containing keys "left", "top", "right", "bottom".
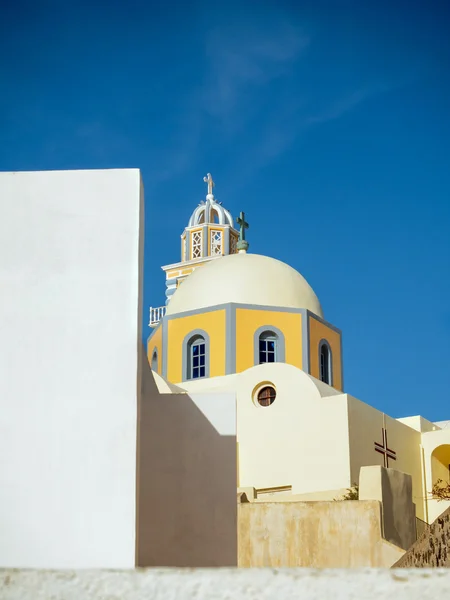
{"left": 1, "top": 0, "right": 449, "bottom": 421}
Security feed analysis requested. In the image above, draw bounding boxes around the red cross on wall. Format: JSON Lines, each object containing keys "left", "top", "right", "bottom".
{"left": 374, "top": 427, "right": 397, "bottom": 468}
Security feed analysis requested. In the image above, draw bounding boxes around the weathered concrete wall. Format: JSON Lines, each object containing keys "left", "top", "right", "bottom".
{"left": 2, "top": 568, "right": 450, "bottom": 600}
{"left": 359, "top": 466, "right": 416, "bottom": 551}
{"left": 393, "top": 506, "right": 450, "bottom": 567}
{"left": 238, "top": 500, "right": 404, "bottom": 567}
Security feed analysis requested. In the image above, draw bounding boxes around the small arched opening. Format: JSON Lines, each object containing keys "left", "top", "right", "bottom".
{"left": 431, "top": 444, "right": 450, "bottom": 486}
{"left": 151, "top": 349, "right": 158, "bottom": 373}
{"left": 319, "top": 340, "right": 333, "bottom": 385}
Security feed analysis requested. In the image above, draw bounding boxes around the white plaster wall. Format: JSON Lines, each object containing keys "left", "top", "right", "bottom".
{"left": 0, "top": 169, "right": 144, "bottom": 568}
{"left": 235, "top": 363, "right": 352, "bottom": 493}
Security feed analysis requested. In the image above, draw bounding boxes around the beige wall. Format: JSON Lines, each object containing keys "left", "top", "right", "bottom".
{"left": 136, "top": 356, "right": 237, "bottom": 567}
{"left": 347, "top": 397, "right": 425, "bottom": 520}
{"left": 236, "top": 363, "right": 352, "bottom": 494}
{"left": 180, "top": 363, "right": 449, "bottom": 525}
{"left": 238, "top": 500, "right": 404, "bottom": 567}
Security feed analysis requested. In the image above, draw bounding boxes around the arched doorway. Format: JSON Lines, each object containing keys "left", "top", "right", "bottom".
{"left": 431, "top": 444, "right": 450, "bottom": 486}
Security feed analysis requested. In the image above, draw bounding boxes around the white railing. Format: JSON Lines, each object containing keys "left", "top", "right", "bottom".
{"left": 149, "top": 306, "right": 166, "bottom": 328}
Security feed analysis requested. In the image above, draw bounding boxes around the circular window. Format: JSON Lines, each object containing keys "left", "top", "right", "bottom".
{"left": 257, "top": 385, "right": 276, "bottom": 407}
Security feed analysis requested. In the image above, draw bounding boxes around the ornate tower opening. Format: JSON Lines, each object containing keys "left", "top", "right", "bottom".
{"left": 149, "top": 173, "right": 240, "bottom": 327}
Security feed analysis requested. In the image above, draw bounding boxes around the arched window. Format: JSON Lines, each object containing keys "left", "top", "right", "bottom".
{"left": 151, "top": 349, "right": 158, "bottom": 372}
{"left": 253, "top": 326, "right": 286, "bottom": 366}
{"left": 259, "top": 331, "right": 278, "bottom": 364}
{"left": 188, "top": 334, "right": 206, "bottom": 379}
{"left": 319, "top": 340, "right": 332, "bottom": 385}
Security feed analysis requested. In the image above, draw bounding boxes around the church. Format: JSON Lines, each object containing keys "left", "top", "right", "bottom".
{"left": 147, "top": 173, "right": 450, "bottom": 527}
{"left": 1, "top": 167, "right": 449, "bottom": 570}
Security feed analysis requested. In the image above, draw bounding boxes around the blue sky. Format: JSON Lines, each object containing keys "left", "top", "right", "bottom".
{"left": 1, "top": 0, "right": 449, "bottom": 420}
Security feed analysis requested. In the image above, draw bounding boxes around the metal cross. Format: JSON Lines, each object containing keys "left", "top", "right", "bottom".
{"left": 236, "top": 211, "right": 249, "bottom": 242}
{"left": 374, "top": 427, "right": 397, "bottom": 468}
{"left": 203, "top": 173, "right": 214, "bottom": 195}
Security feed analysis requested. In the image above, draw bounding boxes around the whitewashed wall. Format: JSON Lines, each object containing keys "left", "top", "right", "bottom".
{"left": 0, "top": 169, "right": 144, "bottom": 568}
{"left": 2, "top": 568, "right": 450, "bottom": 600}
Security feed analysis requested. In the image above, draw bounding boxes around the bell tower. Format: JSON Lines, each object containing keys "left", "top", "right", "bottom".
{"left": 149, "top": 173, "right": 240, "bottom": 326}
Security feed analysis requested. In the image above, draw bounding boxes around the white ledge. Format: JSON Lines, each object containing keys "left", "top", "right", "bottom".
{"left": 2, "top": 568, "right": 450, "bottom": 600}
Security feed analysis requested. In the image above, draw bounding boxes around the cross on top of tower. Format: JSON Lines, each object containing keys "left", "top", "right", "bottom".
{"left": 236, "top": 211, "right": 249, "bottom": 253}
{"left": 203, "top": 173, "right": 214, "bottom": 196}
{"left": 236, "top": 211, "right": 249, "bottom": 241}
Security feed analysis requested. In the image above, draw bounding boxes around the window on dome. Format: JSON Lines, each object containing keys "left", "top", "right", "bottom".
{"left": 188, "top": 335, "right": 206, "bottom": 379}
{"left": 259, "top": 331, "right": 278, "bottom": 364}
{"left": 151, "top": 349, "right": 158, "bottom": 373}
{"left": 319, "top": 340, "right": 332, "bottom": 385}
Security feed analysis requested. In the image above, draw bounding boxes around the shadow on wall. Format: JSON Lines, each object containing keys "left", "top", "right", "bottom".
{"left": 136, "top": 348, "right": 237, "bottom": 567}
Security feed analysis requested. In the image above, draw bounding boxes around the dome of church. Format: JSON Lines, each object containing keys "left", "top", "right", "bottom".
{"left": 165, "top": 253, "right": 324, "bottom": 318}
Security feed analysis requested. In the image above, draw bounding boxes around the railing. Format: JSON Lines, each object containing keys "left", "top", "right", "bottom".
{"left": 415, "top": 516, "right": 430, "bottom": 541}
{"left": 149, "top": 306, "right": 166, "bottom": 328}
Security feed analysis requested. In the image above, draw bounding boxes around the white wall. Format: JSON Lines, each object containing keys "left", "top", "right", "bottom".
{"left": 236, "top": 363, "right": 351, "bottom": 493}
{"left": 0, "top": 169, "right": 144, "bottom": 568}
{"left": 2, "top": 568, "right": 450, "bottom": 600}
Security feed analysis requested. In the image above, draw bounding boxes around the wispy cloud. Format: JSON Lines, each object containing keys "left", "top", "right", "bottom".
{"left": 305, "top": 83, "right": 390, "bottom": 126}
{"left": 202, "top": 22, "right": 309, "bottom": 127}
{"left": 149, "top": 17, "right": 395, "bottom": 189}
{"left": 148, "top": 18, "right": 310, "bottom": 185}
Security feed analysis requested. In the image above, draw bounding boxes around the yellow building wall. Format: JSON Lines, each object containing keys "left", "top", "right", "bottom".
{"left": 167, "top": 309, "right": 226, "bottom": 383}
{"left": 235, "top": 309, "right": 302, "bottom": 373}
{"left": 147, "top": 325, "right": 163, "bottom": 374}
{"left": 309, "top": 315, "right": 342, "bottom": 390}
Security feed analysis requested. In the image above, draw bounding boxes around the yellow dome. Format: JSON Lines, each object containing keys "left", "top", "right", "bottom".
{"left": 165, "top": 253, "right": 324, "bottom": 318}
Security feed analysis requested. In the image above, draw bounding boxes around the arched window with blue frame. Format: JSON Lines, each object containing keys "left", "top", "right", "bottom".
{"left": 189, "top": 335, "right": 206, "bottom": 379}
{"left": 253, "top": 327, "right": 286, "bottom": 365}
{"left": 259, "top": 330, "right": 278, "bottom": 363}
{"left": 183, "top": 330, "right": 210, "bottom": 381}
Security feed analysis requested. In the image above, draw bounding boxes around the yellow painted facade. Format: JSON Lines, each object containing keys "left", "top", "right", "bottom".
{"left": 235, "top": 308, "right": 302, "bottom": 373}
{"left": 309, "top": 314, "right": 342, "bottom": 390}
{"left": 147, "top": 325, "right": 163, "bottom": 375}
{"left": 167, "top": 309, "right": 227, "bottom": 382}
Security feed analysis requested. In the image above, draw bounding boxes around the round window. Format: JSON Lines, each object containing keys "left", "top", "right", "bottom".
{"left": 257, "top": 385, "right": 276, "bottom": 407}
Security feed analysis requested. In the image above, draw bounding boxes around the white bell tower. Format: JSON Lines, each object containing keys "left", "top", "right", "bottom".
{"left": 149, "top": 173, "right": 240, "bottom": 327}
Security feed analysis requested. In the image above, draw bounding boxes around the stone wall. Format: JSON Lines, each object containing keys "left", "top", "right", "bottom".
{"left": 393, "top": 507, "right": 450, "bottom": 568}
